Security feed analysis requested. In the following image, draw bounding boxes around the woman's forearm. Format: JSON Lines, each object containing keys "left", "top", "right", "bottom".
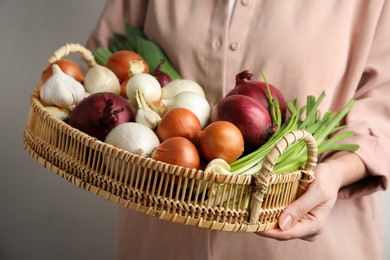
{"left": 323, "top": 151, "right": 368, "bottom": 189}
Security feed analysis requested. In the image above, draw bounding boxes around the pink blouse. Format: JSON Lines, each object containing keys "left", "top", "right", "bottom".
{"left": 86, "top": 1, "right": 390, "bottom": 259}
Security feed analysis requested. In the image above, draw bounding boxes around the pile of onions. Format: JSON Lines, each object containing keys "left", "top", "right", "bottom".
{"left": 211, "top": 95, "right": 276, "bottom": 153}
{"left": 155, "top": 107, "right": 243, "bottom": 165}
{"left": 151, "top": 136, "right": 200, "bottom": 169}
{"left": 68, "top": 92, "right": 136, "bottom": 141}
{"left": 194, "top": 121, "right": 244, "bottom": 164}
{"left": 227, "top": 70, "right": 287, "bottom": 120}
{"left": 156, "top": 108, "right": 201, "bottom": 142}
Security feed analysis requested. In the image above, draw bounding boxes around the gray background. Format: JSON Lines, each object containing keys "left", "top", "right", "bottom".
{"left": 1, "top": 0, "right": 389, "bottom": 259}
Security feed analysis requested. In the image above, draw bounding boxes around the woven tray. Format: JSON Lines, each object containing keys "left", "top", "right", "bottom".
{"left": 23, "top": 44, "right": 318, "bottom": 232}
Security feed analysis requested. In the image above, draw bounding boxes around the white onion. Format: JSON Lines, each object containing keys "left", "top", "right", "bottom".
{"left": 84, "top": 64, "right": 120, "bottom": 94}
{"left": 105, "top": 122, "right": 160, "bottom": 157}
{"left": 161, "top": 91, "right": 211, "bottom": 128}
{"left": 161, "top": 79, "right": 205, "bottom": 100}
{"left": 126, "top": 73, "right": 161, "bottom": 107}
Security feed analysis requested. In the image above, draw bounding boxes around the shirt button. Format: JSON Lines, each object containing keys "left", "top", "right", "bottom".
{"left": 241, "top": 0, "right": 251, "bottom": 6}
{"left": 230, "top": 42, "right": 239, "bottom": 51}
{"left": 213, "top": 39, "right": 222, "bottom": 49}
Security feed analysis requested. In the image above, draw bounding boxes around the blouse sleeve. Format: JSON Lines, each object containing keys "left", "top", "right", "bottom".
{"left": 338, "top": 0, "right": 390, "bottom": 199}
{"left": 85, "top": 0, "right": 148, "bottom": 50}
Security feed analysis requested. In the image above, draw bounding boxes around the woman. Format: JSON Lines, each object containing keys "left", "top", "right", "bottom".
{"left": 87, "top": 1, "right": 390, "bottom": 259}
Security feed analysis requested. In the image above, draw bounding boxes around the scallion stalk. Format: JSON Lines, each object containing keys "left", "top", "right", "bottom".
{"left": 230, "top": 91, "right": 359, "bottom": 175}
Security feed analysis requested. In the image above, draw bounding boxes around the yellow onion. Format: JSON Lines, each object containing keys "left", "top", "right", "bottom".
{"left": 151, "top": 136, "right": 200, "bottom": 169}
{"left": 106, "top": 50, "right": 149, "bottom": 82}
{"left": 195, "top": 121, "right": 244, "bottom": 164}
{"left": 156, "top": 108, "right": 201, "bottom": 142}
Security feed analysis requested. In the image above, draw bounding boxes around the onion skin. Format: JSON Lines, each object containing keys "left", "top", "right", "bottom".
{"left": 227, "top": 70, "right": 287, "bottom": 120}
{"left": 41, "top": 59, "right": 84, "bottom": 84}
{"left": 156, "top": 108, "right": 202, "bottom": 142}
{"left": 151, "top": 136, "right": 200, "bottom": 169}
{"left": 106, "top": 50, "right": 149, "bottom": 82}
{"left": 211, "top": 95, "right": 276, "bottom": 153}
{"left": 69, "top": 92, "right": 136, "bottom": 141}
{"left": 196, "top": 121, "right": 244, "bottom": 164}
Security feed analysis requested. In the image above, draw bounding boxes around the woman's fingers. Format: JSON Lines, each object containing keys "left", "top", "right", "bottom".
{"left": 258, "top": 213, "right": 322, "bottom": 241}
{"left": 278, "top": 181, "right": 324, "bottom": 230}
{"left": 256, "top": 163, "right": 339, "bottom": 241}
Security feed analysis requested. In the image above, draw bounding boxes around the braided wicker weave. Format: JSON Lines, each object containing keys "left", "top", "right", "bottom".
{"left": 23, "top": 44, "right": 318, "bottom": 232}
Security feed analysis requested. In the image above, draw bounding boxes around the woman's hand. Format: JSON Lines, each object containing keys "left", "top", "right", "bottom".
{"left": 257, "top": 152, "right": 366, "bottom": 241}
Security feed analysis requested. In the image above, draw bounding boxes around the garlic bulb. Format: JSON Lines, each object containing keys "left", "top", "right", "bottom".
{"left": 135, "top": 89, "right": 161, "bottom": 129}
{"left": 84, "top": 64, "right": 120, "bottom": 94}
{"left": 40, "top": 64, "right": 86, "bottom": 109}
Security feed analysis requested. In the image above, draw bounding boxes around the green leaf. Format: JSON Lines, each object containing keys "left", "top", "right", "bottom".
{"left": 92, "top": 47, "right": 112, "bottom": 65}
{"left": 125, "top": 23, "right": 146, "bottom": 50}
{"left": 135, "top": 36, "right": 181, "bottom": 80}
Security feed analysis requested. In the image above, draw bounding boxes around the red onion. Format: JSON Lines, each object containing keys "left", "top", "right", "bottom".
{"left": 151, "top": 60, "right": 172, "bottom": 87}
{"left": 226, "top": 70, "right": 287, "bottom": 120}
{"left": 69, "top": 92, "right": 136, "bottom": 141}
{"left": 211, "top": 95, "right": 276, "bottom": 153}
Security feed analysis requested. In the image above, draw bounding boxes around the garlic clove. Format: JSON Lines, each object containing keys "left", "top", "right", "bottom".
{"left": 84, "top": 64, "right": 120, "bottom": 94}
{"left": 39, "top": 64, "right": 86, "bottom": 109}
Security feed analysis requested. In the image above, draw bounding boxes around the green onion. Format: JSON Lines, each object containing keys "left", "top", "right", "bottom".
{"left": 230, "top": 90, "right": 359, "bottom": 175}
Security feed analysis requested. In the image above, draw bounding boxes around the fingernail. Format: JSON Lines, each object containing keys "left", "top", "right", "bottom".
{"left": 279, "top": 215, "right": 293, "bottom": 230}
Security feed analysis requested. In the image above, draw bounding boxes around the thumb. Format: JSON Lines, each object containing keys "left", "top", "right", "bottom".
{"left": 278, "top": 191, "right": 318, "bottom": 230}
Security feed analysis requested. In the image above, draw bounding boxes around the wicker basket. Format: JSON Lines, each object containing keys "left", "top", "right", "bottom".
{"left": 23, "top": 44, "right": 318, "bottom": 232}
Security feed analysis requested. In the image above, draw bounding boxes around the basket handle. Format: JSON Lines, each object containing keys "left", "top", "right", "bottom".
{"left": 249, "top": 130, "right": 318, "bottom": 224}
{"left": 45, "top": 43, "right": 96, "bottom": 69}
